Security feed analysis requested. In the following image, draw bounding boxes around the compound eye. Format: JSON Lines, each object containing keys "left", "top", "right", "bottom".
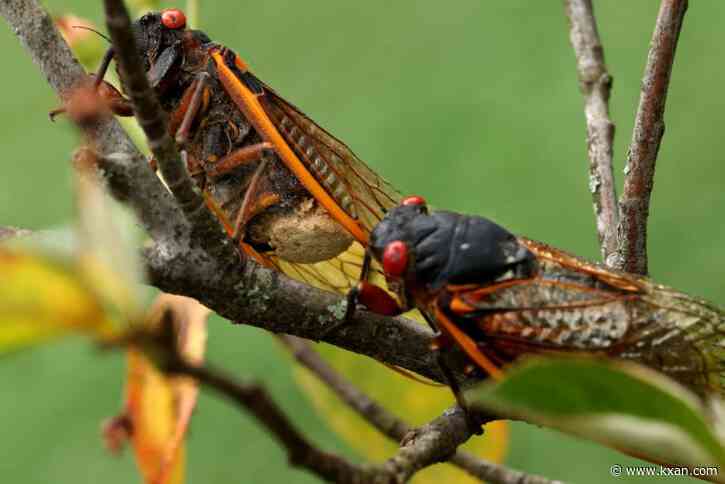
{"left": 161, "top": 9, "right": 186, "bottom": 29}
{"left": 401, "top": 195, "right": 426, "bottom": 207}
{"left": 382, "top": 240, "right": 409, "bottom": 277}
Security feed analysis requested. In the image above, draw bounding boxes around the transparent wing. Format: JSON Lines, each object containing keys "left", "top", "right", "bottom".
{"left": 264, "top": 241, "right": 388, "bottom": 294}
{"left": 450, "top": 238, "right": 725, "bottom": 397}
{"left": 236, "top": 73, "right": 401, "bottom": 292}
{"left": 255, "top": 75, "right": 400, "bottom": 233}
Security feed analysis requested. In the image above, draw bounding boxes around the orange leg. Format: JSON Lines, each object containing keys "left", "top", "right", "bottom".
{"left": 433, "top": 303, "right": 503, "bottom": 381}
{"left": 430, "top": 304, "right": 507, "bottom": 433}
{"left": 49, "top": 77, "right": 133, "bottom": 121}
{"left": 207, "top": 142, "right": 273, "bottom": 178}
{"left": 173, "top": 73, "right": 211, "bottom": 146}
{"left": 231, "top": 158, "right": 281, "bottom": 243}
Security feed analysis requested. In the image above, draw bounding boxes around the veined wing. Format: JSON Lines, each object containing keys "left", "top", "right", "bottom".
{"left": 449, "top": 238, "right": 725, "bottom": 397}
{"left": 255, "top": 74, "right": 400, "bottom": 233}
{"left": 241, "top": 73, "right": 400, "bottom": 293}
{"left": 270, "top": 242, "right": 370, "bottom": 293}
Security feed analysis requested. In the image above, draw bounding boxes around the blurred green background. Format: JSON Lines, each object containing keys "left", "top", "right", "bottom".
{"left": 2, "top": 1, "right": 724, "bottom": 482}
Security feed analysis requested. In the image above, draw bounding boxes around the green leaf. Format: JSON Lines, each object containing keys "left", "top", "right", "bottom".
{"left": 467, "top": 357, "right": 725, "bottom": 480}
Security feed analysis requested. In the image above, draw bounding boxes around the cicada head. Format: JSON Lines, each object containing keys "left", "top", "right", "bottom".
{"left": 369, "top": 196, "right": 429, "bottom": 298}
{"left": 98, "top": 10, "right": 211, "bottom": 100}
{"left": 370, "top": 197, "right": 426, "bottom": 263}
{"left": 132, "top": 10, "right": 187, "bottom": 60}
{"left": 134, "top": 10, "right": 211, "bottom": 88}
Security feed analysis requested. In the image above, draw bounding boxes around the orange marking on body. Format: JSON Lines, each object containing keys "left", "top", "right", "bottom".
{"left": 210, "top": 50, "right": 368, "bottom": 245}
{"left": 201, "top": 86, "right": 211, "bottom": 112}
{"left": 434, "top": 304, "right": 504, "bottom": 380}
{"left": 449, "top": 296, "right": 476, "bottom": 314}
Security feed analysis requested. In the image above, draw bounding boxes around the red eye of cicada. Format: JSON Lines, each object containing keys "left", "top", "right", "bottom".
{"left": 401, "top": 195, "right": 426, "bottom": 207}
{"left": 161, "top": 9, "right": 186, "bottom": 30}
{"left": 382, "top": 240, "right": 409, "bottom": 277}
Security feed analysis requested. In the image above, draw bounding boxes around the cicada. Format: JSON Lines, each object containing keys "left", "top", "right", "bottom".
{"left": 351, "top": 196, "right": 725, "bottom": 399}
{"left": 82, "top": 8, "right": 399, "bottom": 290}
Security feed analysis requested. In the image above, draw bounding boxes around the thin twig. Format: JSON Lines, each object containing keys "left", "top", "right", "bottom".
{"left": 159, "top": 329, "right": 479, "bottom": 483}
{"left": 0, "top": 226, "right": 31, "bottom": 241}
{"left": 281, "top": 336, "right": 561, "bottom": 484}
{"left": 616, "top": 0, "right": 688, "bottom": 275}
{"left": 281, "top": 336, "right": 412, "bottom": 438}
{"left": 451, "top": 453, "right": 562, "bottom": 484}
{"left": 563, "top": 0, "right": 618, "bottom": 264}
{"left": 123, "top": 312, "right": 374, "bottom": 483}
{"left": 170, "top": 360, "right": 377, "bottom": 483}
{"left": 383, "top": 406, "right": 475, "bottom": 482}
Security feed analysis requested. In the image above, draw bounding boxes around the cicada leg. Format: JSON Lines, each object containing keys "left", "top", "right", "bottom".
{"left": 432, "top": 302, "right": 503, "bottom": 381}
{"left": 49, "top": 77, "right": 133, "bottom": 121}
{"left": 206, "top": 142, "right": 273, "bottom": 178}
{"left": 430, "top": 300, "right": 508, "bottom": 434}
{"left": 419, "top": 312, "right": 482, "bottom": 434}
{"left": 317, "top": 253, "right": 405, "bottom": 338}
{"left": 230, "top": 158, "right": 280, "bottom": 244}
{"left": 173, "top": 72, "right": 211, "bottom": 147}
{"left": 345, "top": 250, "right": 409, "bottom": 321}
{"left": 343, "top": 251, "right": 374, "bottom": 319}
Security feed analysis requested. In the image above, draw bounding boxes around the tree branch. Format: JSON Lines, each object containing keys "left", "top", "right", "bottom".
{"left": 144, "top": 243, "right": 459, "bottom": 383}
{"left": 169, "top": 359, "right": 378, "bottom": 483}
{"left": 451, "top": 453, "right": 561, "bottom": 484}
{"left": 563, "top": 0, "right": 618, "bottom": 264}
{"left": 282, "top": 336, "right": 560, "bottom": 484}
{"left": 616, "top": 0, "right": 688, "bottom": 275}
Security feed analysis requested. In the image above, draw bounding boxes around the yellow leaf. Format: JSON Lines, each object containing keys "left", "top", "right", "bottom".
{"left": 122, "top": 295, "right": 210, "bottom": 484}
{"left": 0, "top": 249, "right": 114, "bottom": 352}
